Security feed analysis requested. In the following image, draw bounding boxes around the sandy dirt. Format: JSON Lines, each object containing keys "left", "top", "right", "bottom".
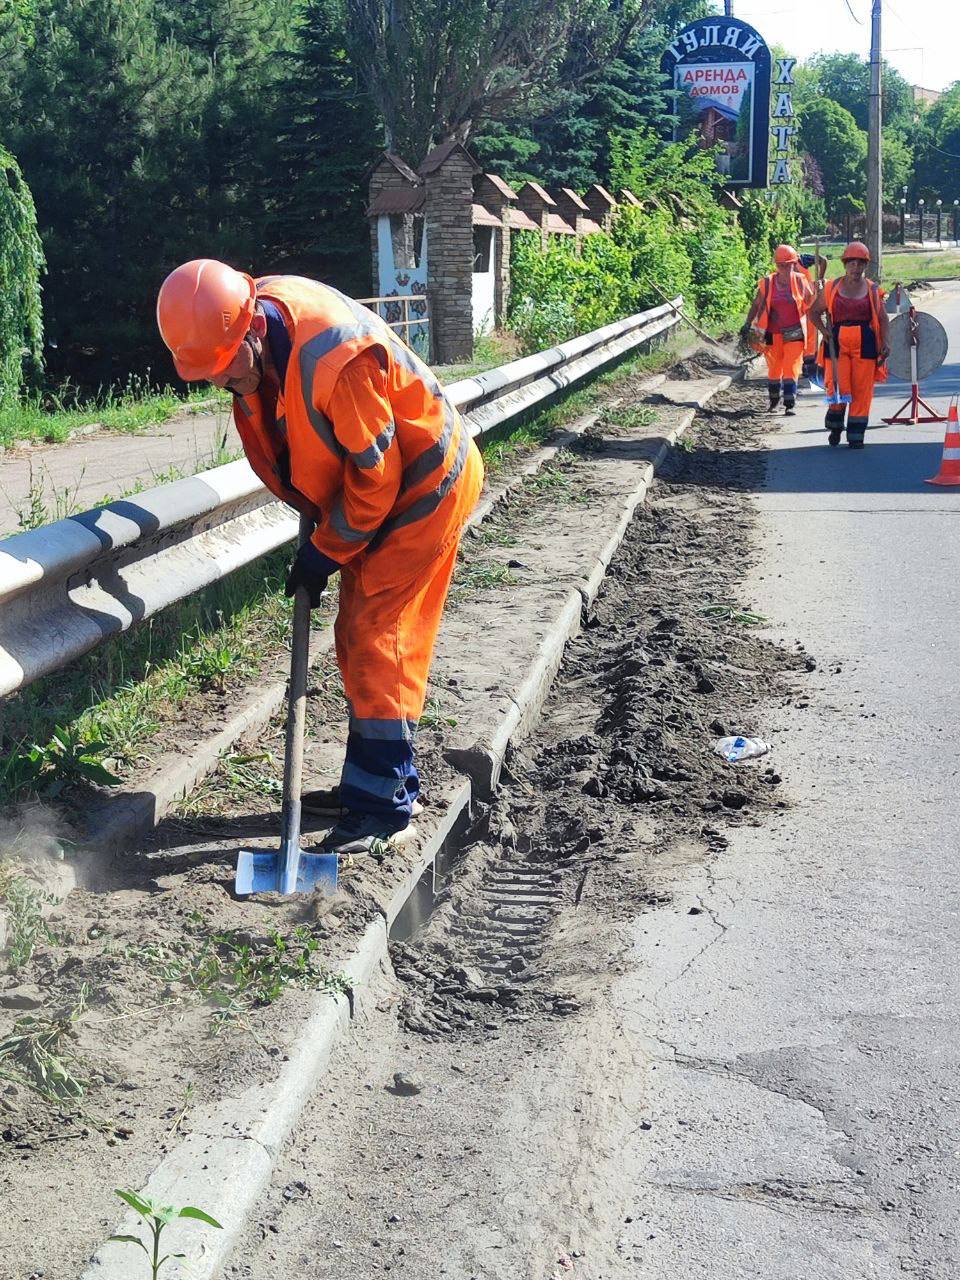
{"left": 220, "top": 380, "right": 815, "bottom": 1280}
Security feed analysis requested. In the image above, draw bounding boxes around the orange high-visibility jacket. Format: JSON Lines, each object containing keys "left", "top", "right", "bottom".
{"left": 753, "top": 270, "right": 815, "bottom": 336}
{"left": 232, "top": 276, "right": 483, "bottom": 593}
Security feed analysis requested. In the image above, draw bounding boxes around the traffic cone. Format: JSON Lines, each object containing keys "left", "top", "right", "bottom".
{"left": 925, "top": 400, "right": 960, "bottom": 486}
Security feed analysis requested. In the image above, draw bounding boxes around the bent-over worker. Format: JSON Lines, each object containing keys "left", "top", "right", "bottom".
{"left": 156, "top": 261, "right": 483, "bottom": 855}
{"left": 811, "top": 241, "right": 890, "bottom": 449}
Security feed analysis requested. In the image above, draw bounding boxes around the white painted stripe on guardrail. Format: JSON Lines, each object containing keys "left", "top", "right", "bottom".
{"left": 0, "top": 301, "right": 681, "bottom": 697}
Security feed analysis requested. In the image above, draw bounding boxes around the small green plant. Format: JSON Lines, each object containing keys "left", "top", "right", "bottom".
{"left": 0, "top": 869, "right": 58, "bottom": 971}
{"left": 7, "top": 724, "right": 122, "bottom": 799}
{"left": 0, "top": 986, "right": 87, "bottom": 1102}
{"left": 129, "top": 924, "right": 348, "bottom": 1031}
{"left": 109, "top": 1188, "right": 222, "bottom": 1278}
{"left": 700, "top": 601, "right": 767, "bottom": 625}
{"left": 419, "top": 695, "right": 458, "bottom": 730}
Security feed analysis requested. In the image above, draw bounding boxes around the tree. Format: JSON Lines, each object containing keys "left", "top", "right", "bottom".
{"left": 802, "top": 51, "right": 915, "bottom": 135}
{"left": 0, "top": 145, "right": 43, "bottom": 403}
{"left": 342, "top": 0, "right": 645, "bottom": 164}
{"left": 265, "top": 0, "right": 382, "bottom": 293}
{"left": 0, "top": 0, "right": 194, "bottom": 387}
{"left": 912, "top": 84, "right": 960, "bottom": 200}
{"left": 799, "top": 98, "right": 867, "bottom": 221}
{"left": 471, "top": 0, "right": 709, "bottom": 188}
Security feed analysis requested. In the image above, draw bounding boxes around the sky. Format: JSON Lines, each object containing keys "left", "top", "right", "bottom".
{"left": 730, "top": 0, "right": 959, "bottom": 93}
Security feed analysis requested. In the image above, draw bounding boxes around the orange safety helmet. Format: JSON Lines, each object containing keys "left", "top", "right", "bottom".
{"left": 774, "top": 244, "right": 800, "bottom": 266}
{"left": 156, "top": 259, "right": 257, "bottom": 381}
{"left": 841, "top": 241, "right": 871, "bottom": 262}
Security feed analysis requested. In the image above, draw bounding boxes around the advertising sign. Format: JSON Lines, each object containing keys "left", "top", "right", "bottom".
{"left": 661, "top": 18, "right": 772, "bottom": 188}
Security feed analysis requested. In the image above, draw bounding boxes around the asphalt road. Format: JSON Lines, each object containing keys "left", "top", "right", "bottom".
{"left": 625, "top": 281, "right": 960, "bottom": 1276}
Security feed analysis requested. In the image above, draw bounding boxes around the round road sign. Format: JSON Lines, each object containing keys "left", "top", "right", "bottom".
{"left": 886, "top": 310, "right": 949, "bottom": 382}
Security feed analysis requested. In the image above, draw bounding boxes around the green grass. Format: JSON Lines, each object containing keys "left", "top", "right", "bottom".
{"left": 801, "top": 243, "right": 960, "bottom": 283}
{"left": 0, "top": 550, "right": 300, "bottom": 808}
{"left": 0, "top": 378, "right": 226, "bottom": 451}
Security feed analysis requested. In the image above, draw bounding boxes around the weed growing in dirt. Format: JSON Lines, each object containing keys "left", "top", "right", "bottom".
{"left": 699, "top": 601, "right": 767, "bottom": 625}
{"left": 2, "top": 724, "right": 122, "bottom": 800}
{"left": 129, "top": 923, "right": 348, "bottom": 1031}
{"left": 419, "top": 695, "right": 459, "bottom": 730}
{"left": 176, "top": 750, "right": 282, "bottom": 817}
{"left": 601, "top": 404, "right": 656, "bottom": 432}
{"left": 109, "top": 1188, "right": 222, "bottom": 1278}
{"left": 523, "top": 455, "right": 589, "bottom": 503}
{"left": 0, "top": 986, "right": 88, "bottom": 1102}
{"left": 0, "top": 868, "right": 58, "bottom": 971}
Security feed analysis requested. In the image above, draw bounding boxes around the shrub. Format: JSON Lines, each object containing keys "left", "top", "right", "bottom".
{"left": 0, "top": 146, "right": 44, "bottom": 404}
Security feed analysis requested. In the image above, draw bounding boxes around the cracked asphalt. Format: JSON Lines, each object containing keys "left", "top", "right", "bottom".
{"left": 629, "top": 285, "right": 960, "bottom": 1277}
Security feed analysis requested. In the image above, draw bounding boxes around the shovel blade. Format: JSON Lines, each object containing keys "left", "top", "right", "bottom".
{"left": 295, "top": 851, "right": 339, "bottom": 894}
{"left": 235, "top": 849, "right": 283, "bottom": 895}
{"left": 235, "top": 845, "right": 338, "bottom": 896}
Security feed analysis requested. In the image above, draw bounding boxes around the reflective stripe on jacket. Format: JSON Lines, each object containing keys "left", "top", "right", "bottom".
{"left": 232, "top": 275, "right": 482, "bottom": 592}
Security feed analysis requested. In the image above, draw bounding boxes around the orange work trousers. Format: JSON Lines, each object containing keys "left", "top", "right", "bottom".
{"left": 823, "top": 324, "right": 879, "bottom": 443}
{"left": 764, "top": 333, "right": 804, "bottom": 401}
{"left": 334, "top": 534, "right": 461, "bottom": 823}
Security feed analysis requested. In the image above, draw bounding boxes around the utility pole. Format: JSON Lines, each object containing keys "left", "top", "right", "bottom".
{"left": 866, "top": 0, "right": 883, "bottom": 279}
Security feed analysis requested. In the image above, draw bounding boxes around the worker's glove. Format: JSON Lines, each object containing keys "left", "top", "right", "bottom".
{"left": 799, "top": 253, "right": 816, "bottom": 269}
{"left": 739, "top": 322, "right": 754, "bottom": 339}
{"left": 285, "top": 542, "right": 339, "bottom": 608}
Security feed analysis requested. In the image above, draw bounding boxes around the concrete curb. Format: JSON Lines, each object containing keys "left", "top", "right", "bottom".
{"left": 81, "top": 778, "right": 472, "bottom": 1280}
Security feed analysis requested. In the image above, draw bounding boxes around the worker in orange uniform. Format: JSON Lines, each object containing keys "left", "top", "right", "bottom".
{"left": 810, "top": 242, "right": 890, "bottom": 449}
{"left": 742, "top": 244, "right": 817, "bottom": 415}
{"left": 156, "top": 261, "right": 483, "bottom": 855}
{"left": 796, "top": 251, "right": 827, "bottom": 381}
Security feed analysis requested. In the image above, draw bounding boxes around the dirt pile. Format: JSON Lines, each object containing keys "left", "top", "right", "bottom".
{"left": 394, "top": 379, "right": 810, "bottom": 1041}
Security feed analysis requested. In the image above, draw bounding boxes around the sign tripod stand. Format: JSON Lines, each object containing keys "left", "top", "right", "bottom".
{"left": 882, "top": 307, "right": 949, "bottom": 425}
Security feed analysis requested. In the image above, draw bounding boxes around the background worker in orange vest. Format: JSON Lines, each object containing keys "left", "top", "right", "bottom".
{"left": 742, "top": 244, "right": 817, "bottom": 415}
{"left": 156, "top": 261, "right": 483, "bottom": 856}
{"left": 810, "top": 241, "right": 890, "bottom": 449}
{"left": 796, "top": 250, "right": 827, "bottom": 381}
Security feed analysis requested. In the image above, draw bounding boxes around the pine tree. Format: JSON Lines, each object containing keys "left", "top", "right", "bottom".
{"left": 264, "top": 0, "right": 382, "bottom": 293}
{"left": 1, "top": 0, "right": 192, "bottom": 387}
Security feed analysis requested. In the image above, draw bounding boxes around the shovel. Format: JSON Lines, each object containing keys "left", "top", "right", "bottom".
{"left": 236, "top": 515, "right": 339, "bottom": 896}
{"left": 823, "top": 316, "right": 852, "bottom": 407}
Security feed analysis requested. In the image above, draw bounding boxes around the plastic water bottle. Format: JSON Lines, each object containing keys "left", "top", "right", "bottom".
{"left": 713, "top": 735, "right": 769, "bottom": 763}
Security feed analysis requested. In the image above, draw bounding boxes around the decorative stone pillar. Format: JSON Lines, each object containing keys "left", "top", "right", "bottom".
{"left": 553, "top": 188, "right": 590, "bottom": 253}
{"left": 420, "top": 140, "right": 481, "bottom": 364}
{"left": 517, "top": 182, "right": 557, "bottom": 250}
{"left": 584, "top": 184, "right": 617, "bottom": 233}
{"left": 474, "top": 173, "right": 520, "bottom": 327}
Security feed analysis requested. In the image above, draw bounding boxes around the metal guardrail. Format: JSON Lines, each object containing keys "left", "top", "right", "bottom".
{"left": 0, "top": 299, "right": 681, "bottom": 698}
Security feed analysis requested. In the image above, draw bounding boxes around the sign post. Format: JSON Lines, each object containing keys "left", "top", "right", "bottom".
{"left": 661, "top": 18, "right": 772, "bottom": 189}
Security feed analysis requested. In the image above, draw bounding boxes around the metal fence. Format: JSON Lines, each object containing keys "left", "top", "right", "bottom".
{"left": 356, "top": 294, "right": 429, "bottom": 356}
{"left": 0, "top": 300, "right": 681, "bottom": 698}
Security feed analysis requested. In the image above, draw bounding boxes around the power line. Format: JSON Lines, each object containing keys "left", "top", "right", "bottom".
{"left": 842, "top": 0, "right": 865, "bottom": 24}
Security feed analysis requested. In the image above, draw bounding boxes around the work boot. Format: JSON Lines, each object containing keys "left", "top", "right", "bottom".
{"left": 828, "top": 429, "right": 842, "bottom": 447}
{"left": 784, "top": 398, "right": 796, "bottom": 417}
{"left": 767, "top": 392, "right": 780, "bottom": 413}
{"left": 302, "top": 784, "right": 423, "bottom": 819}
{"left": 317, "top": 810, "right": 418, "bottom": 857}
{"left": 848, "top": 438, "right": 865, "bottom": 450}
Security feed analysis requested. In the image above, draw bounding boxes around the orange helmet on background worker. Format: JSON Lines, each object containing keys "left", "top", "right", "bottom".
{"left": 774, "top": 244, "right": 800, "bottom": 266}
{"left": 157, "top": 259, "right": 257, "bottom": 381}
{"left": 842, "top": 241, "right": 871, "bottom": 262}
